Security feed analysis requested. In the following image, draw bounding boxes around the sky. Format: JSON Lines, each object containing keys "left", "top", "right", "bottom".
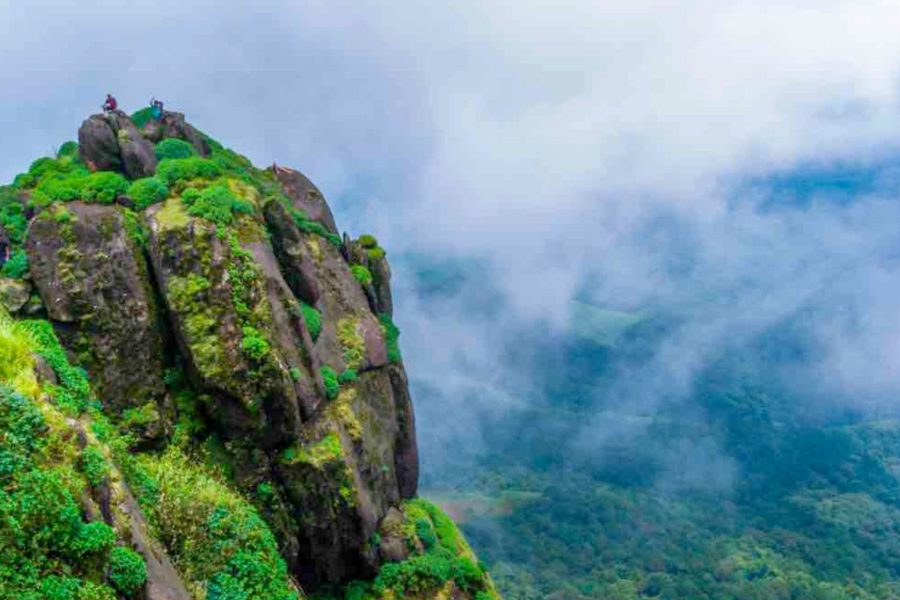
{"left": 4, "top": 0, "right": 900, "bottom": 486}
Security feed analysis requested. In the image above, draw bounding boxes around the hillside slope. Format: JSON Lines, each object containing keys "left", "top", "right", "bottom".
{"left": 0, "top": 107, "right": 499, "bottom": 600}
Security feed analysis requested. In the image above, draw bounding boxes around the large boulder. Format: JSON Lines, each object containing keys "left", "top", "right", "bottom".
{"left": 78, "top": 115, "right": 122, "bottom": 173}
{"left": 274, "top": 167, "right": 338, "bottom": 234}
{"left": 388, "top": 364, "right": 419, "bottom": 499}
{"left": 145, "top": 199, "right": 314, "bottom": 447}
{"left": 78, "top": 111, "right": 157, "bottom": 179}
{"left": 25, "top": 202, "right": 168, "bottom": 420}
{"left": 264, "top": 200, "right": 321, "bottom": 305}
{"left": 278, "top": 368, "right": 414, "bottom": 585}
{"left": 265, "top": 202, "right": 387, "bottom": 374}
{"left": 0, "top": 277, "right": 30, "bottom": 313}
{"left": 140, "top": 110, "right": 210, "bottom": 156}
{"left": 347, "top": 237, "right": 393, "bottom": 316}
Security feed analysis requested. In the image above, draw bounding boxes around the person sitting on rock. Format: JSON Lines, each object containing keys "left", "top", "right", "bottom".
{"left": 102, "top": 93, "right": 118, "bottom": 113}
{"left": 150, "top": 97, "right": 164, "bottom": 120}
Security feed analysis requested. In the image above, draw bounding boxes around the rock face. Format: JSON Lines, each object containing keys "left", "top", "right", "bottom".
{"left": 0, "top": 277, "right": 30, "bottom": 313}
{"left": 275, "top": 167, "right": 339, "bottom": 233}
{"left": 19, "top": 113, "right": 436, "bottom": 594}
{"left": 78, "top": 111, "right": 157, "bottom": 178}
{"left": 139, "top": 110, "right": 210, "bottom": 156}
{"left": 26, "top": 202, "right": 168, "bottom": 423}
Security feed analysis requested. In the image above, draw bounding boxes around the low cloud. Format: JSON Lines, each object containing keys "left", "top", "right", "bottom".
{"left": 3, "top": 1, "right": 900, "bottom": 488}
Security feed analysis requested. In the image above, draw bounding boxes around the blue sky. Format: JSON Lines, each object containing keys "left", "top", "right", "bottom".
{"left": 4, "top": 0, "right": 900, "bottom": 479}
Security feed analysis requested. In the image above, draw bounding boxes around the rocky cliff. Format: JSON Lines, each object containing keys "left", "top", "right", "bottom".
{"left": 0, "top": 108, "right": 499, "bottom": 600}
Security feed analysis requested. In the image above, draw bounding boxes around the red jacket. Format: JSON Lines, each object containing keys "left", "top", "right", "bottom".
{"left": 106, "top": 95, "right": 118, "bottom": 110}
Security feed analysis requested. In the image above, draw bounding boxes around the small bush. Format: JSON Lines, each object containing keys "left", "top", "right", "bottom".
{"left": 127, "top": 177, "right": 169, "bottom": 210}
{"left": 72, "top": 521, "right": 116, "bottom": 556}
{"left": 57, "top": 141, "right": 79, "bottom": 159}
{"left": 130, "top": 107, "right": 154, "bottom": 129}
{"left": 155, "top": 138, "right": 197, "bottom": 161}
{"left": 338, "top": 369, "right": 358, "bottom": 384}
{"left": 299, "top": 302, "right": 322, "bottom": 341}
{"left": 156, "top": 157, "right": 222, "bottom": 186}
{"left": 30, "top": 173, "right": 87, "bottom": 207}
{"left": 358, "top": 234, "right": 378, "bottom": 248}
{"left": 351, "top": 265, "right": 373, "bottom": 286}
{"left": 288, "top": 206, "right": 342, "bottom": 247}
{"left": 81, "top": 171, "right": 128, "bottom": 204}
{"left": 122, "top": 209, "right": 148, "bottom": 249}
{"left": 16, "top": 156, "right": 86, "bottom": 189}
{"left": 185, "top": 185, "right": 251, "bottom": 226}
{"left": 1, "top": 249, "right": 29, "bottom": 279}
{"left": 107, "top": 547, "right": 147, "bottom": 596}
{"left": 378, "top": 314, "right": 402, "bottom": 364}
{"left": 321, "top": 366, "right": 339, "bottom": 401}
{"left": 337, "top": 318, "right": 366, "bottom": 370}
{"left": 80, "top": 445, "right": 109, "bottom": 487}
{"left": 240, "top": 326, "right": 271, "bottom": 362}
{"left": 0, "top": 187, "right": 27, "bottom": 243}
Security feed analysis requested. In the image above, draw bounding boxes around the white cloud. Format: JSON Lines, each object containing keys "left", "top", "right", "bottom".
{"left": 3, "top": 0, "right": 900, "bottom": 477}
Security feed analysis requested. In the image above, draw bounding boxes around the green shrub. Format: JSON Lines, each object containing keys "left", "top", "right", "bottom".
{"left": 300, "top": 302, "right": 322, "bottom": 341}
{"left": 15, "top": 157, "right": 86, "bottom": 189}
{"left": 71, "top": 521, "right": 116, "bottom": 556}
{"left": 206, "top": 550, "right": 298, "bottom": 600}
{"left": 378, "top": 314, "right": 402, "bottom": 364}
{"left": 288, "top": 206, "right": 342, "bottom": 247}
{"left": 130, "top": 107, "right": 154, "bottom": 129}
{"left": 358, "top": 234, "right": 378, "bottom": 248}
{"left": 416, "top": 517, "right": 437, "bottom": 550}
{"left": 133, "top": 449, "right": 298, "bottom": 599}
{"left": 106, "top": 547, "right": 147, "bottom": 596}
{"left": 127, "top": 177, "right": 169, "bottom": 210}
{"left": 184, "top": 184, "right": 251, "bottom": 226}
{"left": 0, "top": 187, "right": 27, "bottom": 243}
{"left": 156, "top": 157, "right": 222, "bottom": 186}
{"left": 80, "top": 445, "right": 109, "bottom": 487}
{"left": 57, "top": 141, "right": 79, "bottom": 159}
{"left": 373, "top": 554, "right": 454, "bottom": 595}
{"left": 81, "top": 171, "right": 128, "bottom": 204}
{"left": 181, "top": 188, "right": 200, "bottom": 204}
{"left": 0, "top": 386, "right": 45, "bottom": 481}
{"left": 240, "top": 326, "right": 271, "bottom": 362}
{"left": 155, "top": 138, "right": 197, "bottom": 161}
{"left": 122, "top": 209, "right": 148, "bottom": 249}
{"left": 338, "top": 369, "right": 358, "bottom": 384}
{"left": 321, "top": 366, "right": 339, "bottom": 401}
{"left": 1, "top": 249, "right": 29, "bottom": 279}
{"left": 54, "top": 206, "right": 72, "bottom": 223}
{"left": 351, "top": 265, "right": 373, "bottom": 286}
{"left": 30, "top": 173, "right": 87, "bottom": 207}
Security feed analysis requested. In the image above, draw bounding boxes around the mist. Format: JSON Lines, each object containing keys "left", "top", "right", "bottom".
{"left": 3, "top": 1, "right": 900, "bottom": 494}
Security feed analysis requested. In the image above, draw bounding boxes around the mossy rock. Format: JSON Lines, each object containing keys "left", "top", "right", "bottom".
{"left": 25, "top": 202, "right": 168, "bottom": 422}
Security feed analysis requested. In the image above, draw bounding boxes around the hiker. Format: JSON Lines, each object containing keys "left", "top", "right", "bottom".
{"left": 150, "top": 97, "right": 164, "bottom": 120}
{"left": 102, "top": 93, "right": 118, "bottom": 113}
